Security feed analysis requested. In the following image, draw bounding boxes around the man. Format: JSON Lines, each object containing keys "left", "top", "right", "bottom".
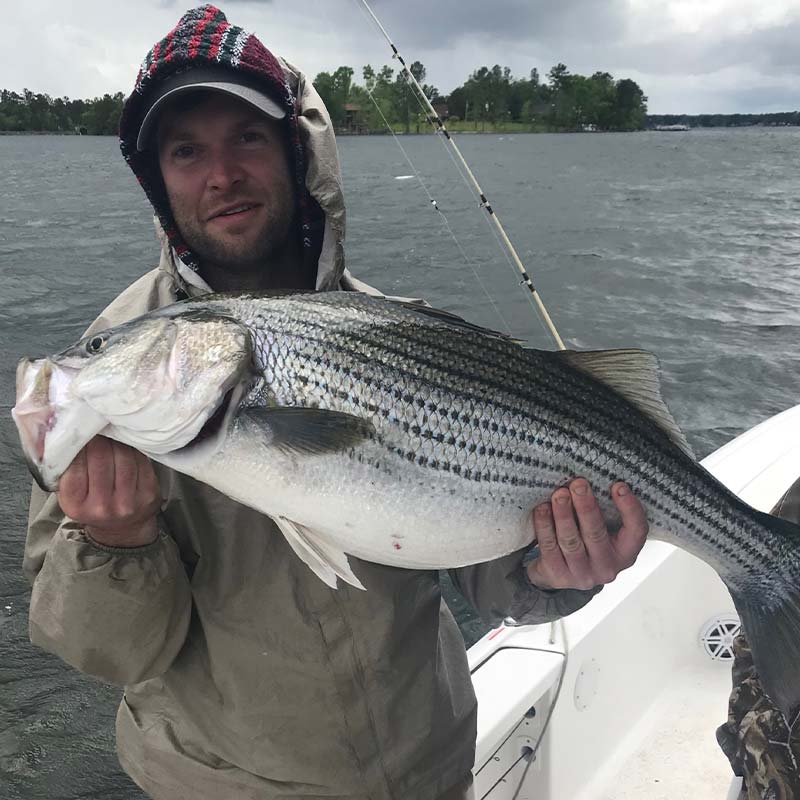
{"left": 23, "top": 6, "right": 648, "bottom": 799}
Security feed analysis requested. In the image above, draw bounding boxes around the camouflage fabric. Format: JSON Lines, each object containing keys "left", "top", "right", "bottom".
{"left": 716, "top": 479, "right": 800, "bottom": 800}
{"left": 716, "top": 634, "right": 800, "bottom": 799}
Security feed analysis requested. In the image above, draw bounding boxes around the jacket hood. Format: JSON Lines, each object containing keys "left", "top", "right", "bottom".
{"left": 119, "top": 4, "right": 346, "bottom": 290}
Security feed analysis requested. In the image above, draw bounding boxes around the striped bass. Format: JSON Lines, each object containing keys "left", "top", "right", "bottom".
{"left": 12, "top": 290, "right": 800, "bottom": 720}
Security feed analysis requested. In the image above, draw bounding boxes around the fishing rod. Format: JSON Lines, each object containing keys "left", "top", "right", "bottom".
{"left": 351, "top": 5, "right": 572, "bottom": 796}
{"left": 354, "top": 0, "right": 566, "bottom": 352}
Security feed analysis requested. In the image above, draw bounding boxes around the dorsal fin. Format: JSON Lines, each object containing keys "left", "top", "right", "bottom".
{"left": 556, "top": 349, "right": 695, "bottom": 459}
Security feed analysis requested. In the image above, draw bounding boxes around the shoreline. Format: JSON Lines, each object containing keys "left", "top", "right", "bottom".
{"left": 0, "top": 130, "right": 80, "bottom": 136}
{"left": 3, "top": 124, "right": 798, "bottom": 137}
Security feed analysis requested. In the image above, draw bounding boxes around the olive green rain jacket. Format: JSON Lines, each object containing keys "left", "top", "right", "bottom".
{"left": 23, "top": 59, "right": 599, "bottom": 800}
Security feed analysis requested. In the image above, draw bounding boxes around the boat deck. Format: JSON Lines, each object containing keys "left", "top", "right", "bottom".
{"left": 594, "top": 660, "right": 737, "bottom": 800}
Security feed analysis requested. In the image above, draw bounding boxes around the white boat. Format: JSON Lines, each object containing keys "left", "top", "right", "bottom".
{"left": 468, "top": 403, "right": 800, "bottom": 799}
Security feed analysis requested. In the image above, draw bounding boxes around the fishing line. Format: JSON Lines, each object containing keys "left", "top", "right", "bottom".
{"left": 391, "top": 58, "right": 528, "bottom": 306}
{"left": 352, "top": 0, "right": 566, "bottom": 351}
{"left": 412, "top": 122, "right": 561, "bottom": 347}
{"left": 437, "top": 138, "right": 560, "bottom": 347}
{"left": 340, "top": 44, "right": 514, "bottom": 334}
{"left": 345, "top": 0, "right": 561, "bottom": 345}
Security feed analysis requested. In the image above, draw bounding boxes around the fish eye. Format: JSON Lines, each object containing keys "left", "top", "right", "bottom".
{"left": 86, "top": 335, "right": 107, "bottom": 354}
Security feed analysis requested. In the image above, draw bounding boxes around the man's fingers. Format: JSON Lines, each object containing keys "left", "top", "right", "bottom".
{"left": 529, "top": 480, "right": 648, "bottom": 592}
{"left": 134, "top": 449, "right": 162, "bottom": 513}
{"left": 611, "top": 482, "right": 649, "bottom": 567}
{"left": 85, "top": 436, "right": 115, "bottom": 504}
{"left": 550, "top": 488, "right": 594, "bottom": 588}
{"left": 569, "top": 479, "right": 608, "bottom": 545}
{"left": 570, "top": 479, "right": 619, "bottom": 585}
{"left": 112, "top": 441, "right": 140, "bottom": 513}
{"left": 58, "top": 445, "right": 89, "bottom": 510}
{"left": 530, "top": 502, "right": 568, "bottom": 585}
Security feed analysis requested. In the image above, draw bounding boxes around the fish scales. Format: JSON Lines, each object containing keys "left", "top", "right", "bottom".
{"left": 235, "top": 297, "right": 770, "bottom": 577}
{"left": 237, "top": 297, "right": 759, "bottom": 538}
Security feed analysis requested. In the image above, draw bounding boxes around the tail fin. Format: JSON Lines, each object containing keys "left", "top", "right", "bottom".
{"left": 730, "top": 510, "right": 800, "bottom": 722}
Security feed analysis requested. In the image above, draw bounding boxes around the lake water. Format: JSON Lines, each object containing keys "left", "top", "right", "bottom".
{"left": 2, "top": 128, "right": 800, "bottom": 797}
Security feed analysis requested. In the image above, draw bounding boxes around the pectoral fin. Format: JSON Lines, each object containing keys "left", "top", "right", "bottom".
{"left": 241, "top": 407, "right": 374, "bottom": 457}
{"left": 273, "top": 516, "right": 366, "bottom": 591}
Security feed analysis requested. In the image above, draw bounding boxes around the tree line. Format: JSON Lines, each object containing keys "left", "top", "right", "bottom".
{"left": 0, "top": 89, "right": 124, "bottom": 134}
{"left": 314, "top": 62, "right": 648, "bottom": 132}
{"left": 1, "top": 62, "right": 648, "bottom": 136}
{"left": 6, "top": 73, "right": 800, "bottom": 136}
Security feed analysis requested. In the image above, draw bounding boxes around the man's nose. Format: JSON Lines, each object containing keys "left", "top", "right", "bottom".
{"left": 207, "top": 150, "right": 246, "bottom": 191}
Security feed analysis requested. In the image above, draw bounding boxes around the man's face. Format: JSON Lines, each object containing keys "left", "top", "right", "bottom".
{"left": 157, "top": 93, "right": 296, "bottom": 274}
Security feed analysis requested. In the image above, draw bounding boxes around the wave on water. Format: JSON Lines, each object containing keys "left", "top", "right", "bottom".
{"left": 23, "top": 220, "right": 47, "bottom": 228}
{"left": 394, "top": 175, "right": 414, "bottom": 181}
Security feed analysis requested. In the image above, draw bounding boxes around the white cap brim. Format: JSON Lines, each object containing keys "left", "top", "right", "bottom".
{"left": 136, "top": 68, "right": 286, "bottom": 152}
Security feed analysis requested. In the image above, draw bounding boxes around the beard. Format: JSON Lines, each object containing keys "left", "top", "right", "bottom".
{"left": 173, "top": 200, "right": 297, "bottom": 274}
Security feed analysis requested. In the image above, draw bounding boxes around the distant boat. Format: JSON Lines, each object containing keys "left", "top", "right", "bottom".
{"left": 654, "top": 124, "right": 690, "bottom": 131}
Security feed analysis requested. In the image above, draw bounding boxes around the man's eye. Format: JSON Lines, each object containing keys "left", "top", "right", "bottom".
{"left": 173, "top": 144, "right": 196, "bottom": 159}
{"left": 241, "top": 130, "right": 266, "bottom": 144}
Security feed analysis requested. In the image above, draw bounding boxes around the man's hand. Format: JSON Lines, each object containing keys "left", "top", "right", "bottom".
{"left": 526, "top": 478, "right": 648, "bottom": 591}
{"left": 57, "top": 436, "right": 162, "bottom": 548}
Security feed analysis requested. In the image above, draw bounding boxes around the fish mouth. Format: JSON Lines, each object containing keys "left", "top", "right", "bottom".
{"left": 12, "top": 357, "right": 107, "bottom": 491}
{"left": 13, "top": 361, "right": 51, "bottom": 453}
{"left": 12, "top": 359, "right": 57, "bottom": 490}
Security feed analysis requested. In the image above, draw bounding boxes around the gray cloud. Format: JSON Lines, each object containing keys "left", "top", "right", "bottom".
{"left": 580, "top": 14, "right": 800, "bottom": 78}
{"left": 352, "top": 0, "right": 800, "bottom": 113}
{"left": 368, "top": 0, "right": 630, "bottom": 49}
{"left": 2, "top": 1, "right": 799, "bottom": 113}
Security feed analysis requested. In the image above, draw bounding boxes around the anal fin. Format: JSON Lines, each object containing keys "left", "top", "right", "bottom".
{"left": 273, "top": 516, "right": 366, "bottom": 591}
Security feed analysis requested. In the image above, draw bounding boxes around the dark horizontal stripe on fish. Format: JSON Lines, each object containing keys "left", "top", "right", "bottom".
{"left": 280, "top": 337, "right": 768, "bottom": 566}
{"left": 300, "top": 334, "right": 770, "bottom": 566}
{"left": 249, "top": 323, "right": 773, "bottom": 570}
{"left": 283, "top": 320, "right": 693, "bottom": 469}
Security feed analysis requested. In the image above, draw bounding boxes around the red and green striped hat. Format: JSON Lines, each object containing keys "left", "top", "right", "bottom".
{"left": 119, "top": 4, "right": 312, "bottom": 271}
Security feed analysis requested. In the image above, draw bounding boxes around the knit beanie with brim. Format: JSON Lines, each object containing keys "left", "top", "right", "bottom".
{"left": 119, "top": 4, "right": 313, "bottom": 272}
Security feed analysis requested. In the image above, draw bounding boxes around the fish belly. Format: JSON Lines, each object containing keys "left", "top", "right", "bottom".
{"left": 166, "top": 434, "right": 544, "bottom": 569}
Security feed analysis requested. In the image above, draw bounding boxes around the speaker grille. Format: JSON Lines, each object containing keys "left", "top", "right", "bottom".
{"left": 699, "top": 614, "right": 741, "bottom": 661}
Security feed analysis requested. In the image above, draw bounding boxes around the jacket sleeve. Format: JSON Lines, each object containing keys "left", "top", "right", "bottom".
{"left": 448, "top": 546, "right": 601, "bottom": 627}
{"left": 24, "top": 483, "right": 192, "bottom": 686}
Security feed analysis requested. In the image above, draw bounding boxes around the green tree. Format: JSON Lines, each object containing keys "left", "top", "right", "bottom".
{"left": 312, "top": 66, "right": 354, "bottom": 128}
{"left": 588, "top": 72, "right": 617, "bottom": 130}
{"left": 393, "top": 60, "right": 428, "bottom": 133}
{"left": 80, "top": 92, "right": 124, "bottom": 135}
{"left": 546, "top": 64, "right": 576, "bottom": 129}
{"left": 614, "top": 78, "right": 648, "bottom": 130}
{"left": 313, "top": 71, "right": 337, "bottom": 122}
{"left": 359, "top": 63, "right": 395, "bottom": 131}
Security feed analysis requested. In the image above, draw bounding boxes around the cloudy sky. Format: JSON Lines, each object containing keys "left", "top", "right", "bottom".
{"left": 4, "top": 0, "right": 800, "bottom": 114}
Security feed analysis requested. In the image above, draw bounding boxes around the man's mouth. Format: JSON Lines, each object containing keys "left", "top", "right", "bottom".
{"left": 209, "top": 203, "right": 260, "bottom": 221}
